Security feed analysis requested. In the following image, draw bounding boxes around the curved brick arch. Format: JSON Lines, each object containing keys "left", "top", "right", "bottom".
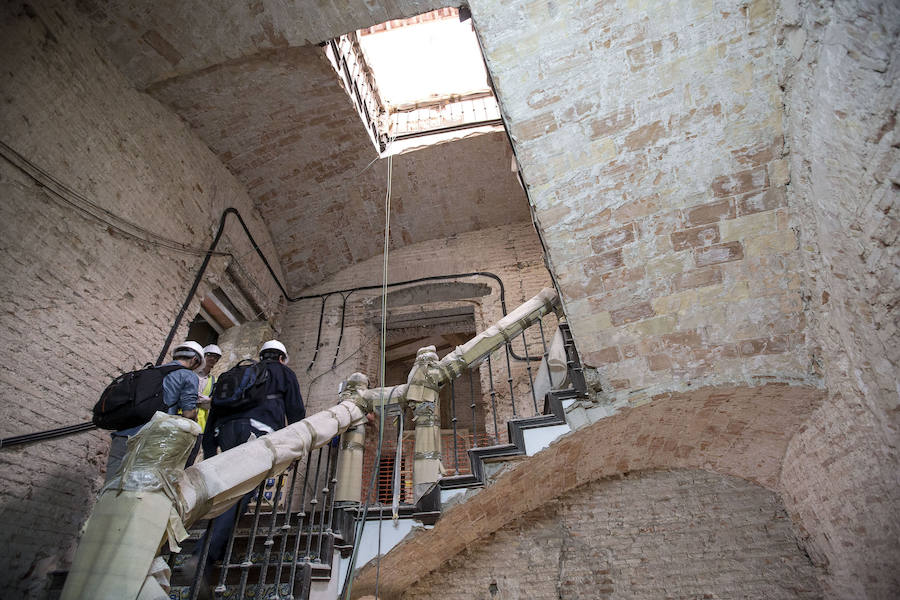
{"left": 352, "top": 382, "right": 825, "bottom": 598}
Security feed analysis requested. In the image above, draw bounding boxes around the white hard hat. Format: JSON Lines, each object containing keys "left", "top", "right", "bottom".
{"left": 260, "top": 340, "right": 288, "bottom": 362}
{"left": 203, "top": 344, "right": 222, "bottom": 357}
{"left": 173, "top": 341, "right": 204, "bottom": 360}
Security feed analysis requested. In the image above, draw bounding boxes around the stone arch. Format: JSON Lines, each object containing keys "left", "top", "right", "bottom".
{"left": 402, "top": 468, "right": 823, "bottom": 600}
{"left": 352, "top": 382, "right": 827, "bottom": 597}
{"left": 385, "top": 281, "right": 492, "bottom": 307}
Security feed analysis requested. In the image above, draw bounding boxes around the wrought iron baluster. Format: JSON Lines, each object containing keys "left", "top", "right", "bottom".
{"left": 236, "top": 482, "right": 267, "bottom": 598}
{"left": 287, "top": 451, "right": 313, "bottom": 594}
{"left": 215, "top": 491, "right": 245, "bottom": 597}
{"left": 314, "top": 443, "right": 334, "bottom": 562}
{"left": 486, "top": 354, "right": 499, "bottom": 443}
{"left": 255, "top": 472, "right": 286, "bottom": 598}
{"left": 304, "top": 448, "right": 324, "bottom": 560}
{"left": 468, "top": 368, "right": 478, "bottom": 448}
{"left": 521, "top": 328, "right": 538, "bottom": 415}
{"left": 504, "top": 343, "right": 516, "bottom": 417}
{"left": 323, "top": 442, "right": 339, "bottom": 554}
{"left": 561, "top": 324, "right": 587, "bottom": 393}
{"left": 272, "top": 460, "right": 300, "bottom": 598}
{"left": 538, "top": 319, "right": 554, "bottom": 394}
{"left": 187, "top": 520, "right": 214, "bottom": 600}
{"left": 450, "top": 379, "right": 459, "bottom": 475}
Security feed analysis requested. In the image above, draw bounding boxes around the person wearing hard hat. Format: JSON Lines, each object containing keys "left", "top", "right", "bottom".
{"left": 196, "top": 344, "right": 222, "bottom": 430}
{"left": 200, "top": 339, "right": 305, "bottom": 571}
{"left": 183, "top": 344, "right": 222, "bottom": 466}
{"left": 104, "top": 340, "right": 203, "bottom": 482}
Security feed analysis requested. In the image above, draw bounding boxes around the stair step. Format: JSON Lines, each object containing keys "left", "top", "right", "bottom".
{"left": 169, "top": 581, "right": 294, "bottom": 599}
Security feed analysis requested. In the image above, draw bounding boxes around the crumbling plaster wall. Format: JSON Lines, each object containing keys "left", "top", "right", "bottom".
{"left": 778, "top": 1, "right": 900, "bottom": 598}
{"left": 0, "top": 3, "right": 283, "bottom": 596}
{"left": 466, "top": 0, "right": 897, "bottom": 597}
{"left": 403, "top": 469, "right": 822, "bottom": 600}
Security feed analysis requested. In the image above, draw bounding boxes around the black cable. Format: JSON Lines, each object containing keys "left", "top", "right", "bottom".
{"left": 305, "top": 295, "right": 330, "bottom": 372}
{"left": 0, "top": 145, "right": 540, "bottom": 448}
{"left": 0, "top": 140, "right": 230, "bottom": 258}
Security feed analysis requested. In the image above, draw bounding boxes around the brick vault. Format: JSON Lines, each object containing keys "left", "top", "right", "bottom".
{"left": 0, "top": 1, "right": 897, "bottom": 599}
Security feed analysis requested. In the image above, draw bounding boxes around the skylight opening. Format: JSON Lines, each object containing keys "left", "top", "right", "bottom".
{"left": 325, "top": 8, "right": 503, "bottom": 156}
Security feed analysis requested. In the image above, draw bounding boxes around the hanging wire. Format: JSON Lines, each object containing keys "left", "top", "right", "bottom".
{"left": 341, "top": 139, "right": 394, "bottom": 600}
{"left": 0, "top": 139, "right": 231, "bottom": 258}
{"left": 374, "top": 145, "right": 393, "bottom": 600}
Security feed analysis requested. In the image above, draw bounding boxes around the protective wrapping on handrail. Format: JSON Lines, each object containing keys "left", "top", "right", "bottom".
{"left": 103, "top": 412, "right": 201, "bottom": 496}
{"left": 60, "top": 413, "right": 200, "bottom": 600}
{"left": 102, "top": 412, "right": 201, "bottom": 552}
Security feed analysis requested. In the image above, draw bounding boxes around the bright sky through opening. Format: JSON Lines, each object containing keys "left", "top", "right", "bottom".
{"left": 358, "top": 17, "right": 491, "bottom": 107}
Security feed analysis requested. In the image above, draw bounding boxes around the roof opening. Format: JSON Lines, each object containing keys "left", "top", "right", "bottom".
{"left": 325, "top": 7, "right": 503, "bottom": 156}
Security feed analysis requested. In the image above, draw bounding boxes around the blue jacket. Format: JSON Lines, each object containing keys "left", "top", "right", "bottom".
{"left": 202, "top": 360, "right": 305, "bottom": 456}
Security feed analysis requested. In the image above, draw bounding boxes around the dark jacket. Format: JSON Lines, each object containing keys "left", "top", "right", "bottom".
{"left": 202, "top": 360, "right": 305, "bottom": 457}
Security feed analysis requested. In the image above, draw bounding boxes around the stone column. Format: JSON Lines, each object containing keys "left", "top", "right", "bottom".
{"left": 406, "top": 346, "right": 443, "bottom": 502}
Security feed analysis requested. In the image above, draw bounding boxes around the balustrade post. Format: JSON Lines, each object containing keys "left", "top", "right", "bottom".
{"left": 61, "top": 413, "right": 200, "bottom": 600}
{"left": 334, "top": 373, "right": 370, "bottom": 504}
{"left": 406, "top": 346, "right": 443, "bottom": 503}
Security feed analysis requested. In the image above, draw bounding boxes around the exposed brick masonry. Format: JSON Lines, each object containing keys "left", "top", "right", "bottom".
{"left": 403, "top": 470, "right": 821, "bottom": 600}
{"left": 280, "top": 222, "right": 553, "bottom": 440}
{"left": 0, "top": 4, "right": 283, "bottom": 596}
{"left": 351, "top": 383, "right": 825, "bottom": 597}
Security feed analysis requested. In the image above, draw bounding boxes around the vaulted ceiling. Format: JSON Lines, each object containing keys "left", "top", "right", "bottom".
{"left": 74, "top": 1, "right": 532, "bottom": 292}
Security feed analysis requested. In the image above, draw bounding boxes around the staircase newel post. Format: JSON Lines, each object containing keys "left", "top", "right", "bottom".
{"left": 61, "top": 412, "right": 201, "bottom": 600}
{"left": 334, "top": 373, "right": 370, "bottom": 504}
{"left": 406, "top": 346, "right": 444, "bottom": 503}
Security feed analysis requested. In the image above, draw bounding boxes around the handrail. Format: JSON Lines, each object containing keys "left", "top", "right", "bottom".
{"left": 60, "top": 287, "right": 561, "bottom": 599}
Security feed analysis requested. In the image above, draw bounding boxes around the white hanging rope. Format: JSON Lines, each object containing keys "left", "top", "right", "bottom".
{"left": 375, "top": 146, "right": 393, "bottom": 600}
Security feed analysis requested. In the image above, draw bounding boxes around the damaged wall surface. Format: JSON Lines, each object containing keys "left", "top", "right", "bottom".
{"left": 0, "top": 0, "right": 896, "bottom": 598}
{"left": 0, "top": 3, "right": 284, "bottom": 596}
{"left": 466, "top": 0, "right": 899, "bottom": 596}
{"left": 403, "top": 469, "right": 822, "bottom": 600}
{"left": 779, "top": 1, "right": 900, "bottom": 597}
{"left": 280, "top": 222, "right": 553, "bottom": 432}
{"left": 146, "top": 48, "right": 530, "bottom": 291}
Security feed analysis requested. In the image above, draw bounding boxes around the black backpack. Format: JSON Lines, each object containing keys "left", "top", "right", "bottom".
{"left": 92, "top": 363, "right": 188, "bottom": 430}
{"left": 211, "top": 359, "right": 270, "bottom": 411}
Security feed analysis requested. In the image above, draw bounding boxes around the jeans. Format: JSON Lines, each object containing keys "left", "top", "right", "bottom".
{"left": 202, "top": 419, "right": 266, "bottom": 564}
{"left": 104, "top": 435, "right": 129, "bottom": 483}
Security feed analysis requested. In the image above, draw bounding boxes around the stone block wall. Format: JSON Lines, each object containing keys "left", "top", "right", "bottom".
{"left": 471, "top": 0, "right": 811, "bottom": 403}
{"left": 467, "top": 0, "right": 898, "bottom": 596}
{"left": 0, "top": 3, "right": 283, "bottom": 596}
{"left": 403, "top": 469, "right": 822, "bottom": 600}
{"left": 778, "top": 1, "right": 900, "bottom": 597}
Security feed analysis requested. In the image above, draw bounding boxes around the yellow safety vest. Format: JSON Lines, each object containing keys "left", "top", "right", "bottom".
{"left": 197, "top": 374, "right": 215, "bottom": 431}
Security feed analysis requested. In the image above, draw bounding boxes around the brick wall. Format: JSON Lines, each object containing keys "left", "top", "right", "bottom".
{"left": 403, "top": 469, "right": 822, "bottom": 600}
{"left": 471, "top": 0, "right": 811, "bottom": 404}
{"left": 73, "top": 0, "right": 452, "bottom": 89}
{"left": 146, "top": 46, "right": 531, "bottom": 292}
{"left": 778, "top": 1, "right": 900, "bottom": 597}
{"left": 279, "top": 222, "right": 554, "bottom": 440}
{"left": 0, "top": 3, "right": 283, "bottom": 596}
{"left": 466, "top": 0, "right": 898, "bottom": 597}
{"left": 351, "top": 383, "right": 825, "bottom": 596}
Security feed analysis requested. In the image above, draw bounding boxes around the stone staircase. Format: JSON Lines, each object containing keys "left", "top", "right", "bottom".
{"left": 49, "top": 321, "right": 588, "bottom": 600}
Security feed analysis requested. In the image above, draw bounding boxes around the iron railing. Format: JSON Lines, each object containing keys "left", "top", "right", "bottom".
{"left": 173, "top": 443, "right": 342, "bottom": 599}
